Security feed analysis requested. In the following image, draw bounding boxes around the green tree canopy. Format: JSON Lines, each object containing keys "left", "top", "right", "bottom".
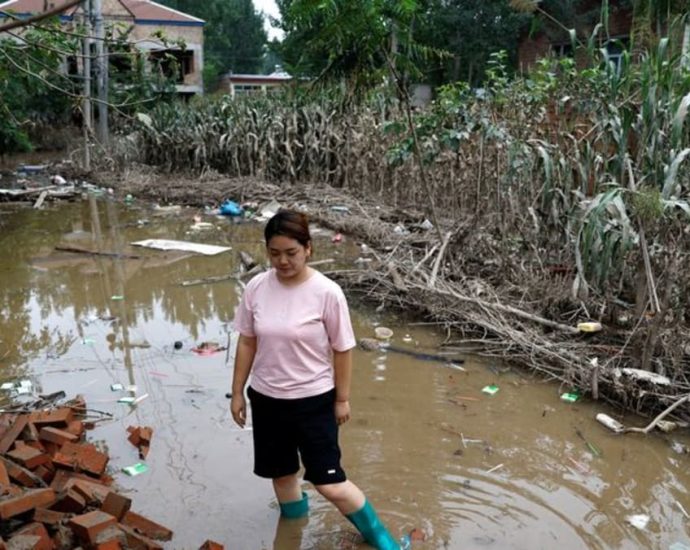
{"left": 157, "top": 0, "right": 268, "bottom": 87}
{"left": 416, "top": 0, "right": 529, "bottom": 87}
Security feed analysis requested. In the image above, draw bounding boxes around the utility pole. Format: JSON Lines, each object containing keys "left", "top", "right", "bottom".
{"left": 82, "top": 0, "right": 92, "bottom": 170}
{"left": 93, "top": 0, "right": 108, "bottom": 146}
{"left": 682, "top": 19, "right": 690, "bottom": 72}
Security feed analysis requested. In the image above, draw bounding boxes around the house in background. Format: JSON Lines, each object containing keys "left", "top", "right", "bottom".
{"left": 517, "top": 0, "right": 633, "bottom": 72}
{"left": 218, "top": 69, "right": 293, "bottom": 98}
{"left": 0, "top": 0, "right": 205, "bottom": 96}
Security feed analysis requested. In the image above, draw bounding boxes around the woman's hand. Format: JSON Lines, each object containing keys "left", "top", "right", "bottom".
{"left": 335, "top": 400, "right": 350, "bottom": 425}
{"left": 231, "top": 393, "right": 247, "bottom": 428}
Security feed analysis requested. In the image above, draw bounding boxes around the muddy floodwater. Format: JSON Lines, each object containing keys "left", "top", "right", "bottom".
{"left": 1, "top": 195, "right": 690, "bottom": 550}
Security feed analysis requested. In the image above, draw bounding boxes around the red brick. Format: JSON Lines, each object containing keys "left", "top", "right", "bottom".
{"left": 0, "top": 415, "right": 28, "bottom": 454}
{"left": 199, "top": 540, "right": 224, "bottom": 550}
{"left": 25, "top": 440, "right": 48, "bottom": 454}
{"left": 28, "top": 409, "right": 73, "bottom": 428}
{"left": 0, "top": 484, "right": 22, "bottom": 498}
{"left": 50, "top": 488, "right": 86, "bottom": 514}
{"left": 8, "top": 522, "right": 53, "bottom": 550}
{"left": 52, "top": 442, "right": 108, "bottom": 477}
{"left": 67, "top": 395, "right": 86, "bottom": 417}
{"left": 66, "top": 478, "right": 110, "bottom": 505}
{"left": 39, "top": 427, "right": 78, "bottom": 447}
{"left": 93, "top": 527, "right": 127, "bottom": 550}
{"left": 101, "top": 492, "right": 131, "bottom": 521}
{"left": 33, "top": 507, "right": 69, "bottom": 527}
{"left": 122, "top": 511, "right": 173, "bottom": 541}
{"left": 23, "top": 422, "right": 41, "bottom": 443}
{"left": 0, "top": 488, "right": 56, "bottom": 520}
{"left": 0, "top": 461, "right": 9, "bottom": 486}
{"left": 115, "top": 525, "right": 163, "bottom": 550}
{"left": 33, "top": 465, "right": 55, "bottom": 485}
{"left": 4, "top": 459, "right": 37, "bottom": 487}
{"left": 50, "top": 469, "right": 110, "bottom": 493}
{"left": 68, "top": 510, "right": 117, "bottom": 545}
{"left": 63, "top": 421, "right": 84, "bottom": 439}
{"left": 7, "top": 446, "right": 51, "bottom": 470}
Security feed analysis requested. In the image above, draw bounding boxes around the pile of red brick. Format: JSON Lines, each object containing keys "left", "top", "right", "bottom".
{"left": 0, "top": 396, "right": 223, "bottom": 549}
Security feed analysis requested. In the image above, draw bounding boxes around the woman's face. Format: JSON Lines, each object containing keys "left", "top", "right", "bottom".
{"left": 267, "top": 235, "right": 311, "bottom": 281}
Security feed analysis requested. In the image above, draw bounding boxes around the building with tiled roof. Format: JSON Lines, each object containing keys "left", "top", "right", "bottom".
{"left": 0, "top": 0, "right": 205, "bottom": 95}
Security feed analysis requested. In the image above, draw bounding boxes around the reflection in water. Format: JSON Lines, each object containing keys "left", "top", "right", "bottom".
{"left": 0, "top": 198, "right": 689, "bottom": 549}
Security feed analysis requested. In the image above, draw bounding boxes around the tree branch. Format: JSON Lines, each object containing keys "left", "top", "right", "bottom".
{"left": 0, "top": 0, "right": 83, "bottom": 33}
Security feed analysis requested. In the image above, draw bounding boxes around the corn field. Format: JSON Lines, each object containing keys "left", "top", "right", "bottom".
{"left": 123, "top": 28, "right": 690, "bottom": 413}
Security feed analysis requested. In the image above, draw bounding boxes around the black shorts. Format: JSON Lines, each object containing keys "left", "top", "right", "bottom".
{"left": 247, "top": 386, "right": 347, "bottom": 486}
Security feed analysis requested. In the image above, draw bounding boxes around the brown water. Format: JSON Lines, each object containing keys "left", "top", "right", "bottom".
{"left": 1, "top": 195, "right": 689, "bottom": 550}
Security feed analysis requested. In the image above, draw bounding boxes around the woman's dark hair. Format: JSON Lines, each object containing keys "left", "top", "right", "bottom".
{"left": 264, "top": 209, "right": 311, "bottom": 248}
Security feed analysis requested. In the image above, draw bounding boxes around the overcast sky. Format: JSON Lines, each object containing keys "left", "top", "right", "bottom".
{"left": 253, "top": 0, "right": 283, "bottom": 40}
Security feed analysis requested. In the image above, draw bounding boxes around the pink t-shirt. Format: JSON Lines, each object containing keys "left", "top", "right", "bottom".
{"left": 233, "top": 269, "right": 356, "bottom": 399}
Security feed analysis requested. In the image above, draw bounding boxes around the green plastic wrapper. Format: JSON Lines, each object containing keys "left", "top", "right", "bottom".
{"left": 122, "top": 462, "right": 149, "bottom": 476}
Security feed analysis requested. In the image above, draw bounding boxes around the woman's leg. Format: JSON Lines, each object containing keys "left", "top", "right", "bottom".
{"left": 315, "top": 481, "right": 399, "bottom": 550}
{"left": 313, "top": 479, "right": 364, "bottom": 515}
{"left": 273, "top": 473, "right": 302, "bottom": 503}
{"left": 274, "top": 474, "right": 309, "bottom": 518}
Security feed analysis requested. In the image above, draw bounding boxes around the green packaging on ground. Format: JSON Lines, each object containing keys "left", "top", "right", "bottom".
{"left": 122, "top": 462, "right": 149, "bottom": 476}
{"left": 482, "top": 384, "right": 500, "bottom": 395}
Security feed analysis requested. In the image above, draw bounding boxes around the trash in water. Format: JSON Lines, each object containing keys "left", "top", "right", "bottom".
{"left": 131, "top": 239, "right": 231, "bottom": 256}
{"left": 118, "top": 396, "right": 136, "bottom": 404}
{"left": 1, "top": 380, "right": 33, "bottom": 394}
{"left": 111, "top": 295, "right": 124, "bottom": 301}
{"left": 111, "top": 383, "right": 124, "bottom": 391}
{"left": 419, "top": 219, "right": 434, "bottom": 231}
{"left": 153, "top": 204, "right": 182, "bottom": 213}
{"left": 132, "top": 394, "right": 149, "bottom": 406}
{"left": 124, "top": 193, "right": 134, "bottom": 204}
{"left": 482, "top": 384, "right": 500, "bottom": 396}
{"left": 122, "top": 462, "right": 149, "bottom": 476}
{"left": 374, "top": 327, "right": 393, "bottom": 340}
{"left": 190, "top": 221, "right": 214, "bottom": 231}
{"left": 331, "top": 233, "right": 343, "bottom": 243}
{"left": 192, "top": 342, "right": 226, "bottom": 356}
{"left": 577, "top": 322, "right": 602, "bottom": 333}
{"left": 626, "top": 514, "right": 649, "bottom": 530}
{"left": 258, "top": 199, "right": 282, "bottom": 220}
{"left": 560, "top": 391, "right": 580, "bottom": 403}
{"left": 446, "top": 363, "right": 466, "bottom": 371}
{"left": 82, "top": 338, "right": 96, "bottom": 345}
{"left": 596, "top": 413, "right": 625, "bottom": 433}
{"left": 51, "top": 174, "right": 67, "bottom": 185}
{"left": 330, "top": 205, "right": 350, "bottom": 213}
{"left": 219, "top": 200, "right": 244, "bottom": 217}
{"left": 402, "top": 334, "right": 412, "bottom": 343}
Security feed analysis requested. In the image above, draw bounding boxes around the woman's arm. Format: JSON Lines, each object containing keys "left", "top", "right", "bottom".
{"left": 333, "top": 348, "right": 353, "bottom": 424}
{"left": 230, "top": 334, "right": 257, "bottom": 427}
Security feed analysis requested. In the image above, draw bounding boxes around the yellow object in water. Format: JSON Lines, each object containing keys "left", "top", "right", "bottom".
{"left": 577, "top": 322, "right": 602, "bottom": 333}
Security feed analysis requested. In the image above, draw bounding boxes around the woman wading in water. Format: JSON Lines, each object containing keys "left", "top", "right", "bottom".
{"left": 231, "top": 209, "right": 400, "bottom": 549}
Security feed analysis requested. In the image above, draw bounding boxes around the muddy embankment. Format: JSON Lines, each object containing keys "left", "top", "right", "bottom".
{"left": 52, "top": 161, "right": 687, "bottom": 430}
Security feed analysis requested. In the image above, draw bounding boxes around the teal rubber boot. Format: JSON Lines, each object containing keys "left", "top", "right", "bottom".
{"left": 346, "top": 499, "right": 400, "bottom": 550}
{"left": 279, "top": 491, "right": 309, "bottom": 519}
